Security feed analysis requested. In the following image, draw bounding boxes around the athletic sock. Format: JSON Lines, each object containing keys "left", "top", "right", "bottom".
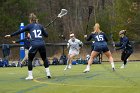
{"left": 28, "top": 71, "right": 33, "bottom": 76}
{"left": 86, "top": 65, "right": 90, "bottom": 69}
{"left": 45, "top": 68, "right": 51, "bottom": 76}
{"left": 68, "top": 64, "right": 72, "bottom": 67}
{"left": 111, "top": 62, "right": 115, "bottom": 68}
{"left": 45, "top": 68, "right": 50, "bottom": 73}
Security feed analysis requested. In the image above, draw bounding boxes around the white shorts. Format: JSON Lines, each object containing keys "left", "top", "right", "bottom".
{"left": 69, "top": 49, "right": 79, "bottom": 55}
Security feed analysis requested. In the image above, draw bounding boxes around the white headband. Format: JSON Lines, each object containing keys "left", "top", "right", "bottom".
{"left": 70, "top": 34, "right": 74, "bottom": 37}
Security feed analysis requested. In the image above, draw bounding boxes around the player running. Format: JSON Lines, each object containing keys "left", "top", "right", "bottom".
{"left": 113, "top": 30, "right": 133, "bottom": 68}
{"left": 64, "top": 33, "right": 83, "bottom": 70}
{"left": 12, "top": 33, "right": 30, "bottom": 67}
{"left": 5, "top": 13, "right": 51, "bottom": 80}
{"left": 83, "top": 23, "right": 115, "bottom": 73}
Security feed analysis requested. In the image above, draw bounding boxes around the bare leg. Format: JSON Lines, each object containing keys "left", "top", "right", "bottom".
{"left": 83, "top": 51, "right": 99, "bottom": 73}
{"left": 64, "top": 53, "right": 76, "bottom": 70}
{"left": 68, "top": 54, "right": 76, "bottom": 65}
{"left": 104, "top": 51, "right": 115, "bottom": 71}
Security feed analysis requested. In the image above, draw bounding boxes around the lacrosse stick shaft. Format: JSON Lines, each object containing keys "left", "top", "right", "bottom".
{"left": 85, "top": 6, "right": 93, "bottom": 35}
{"left": 45, "top": 17, "right": 58, "bottom": 28}
{"left": 110, "top": 34, "right": 116, "bottom": 50}
{"left": 45, "top": 9, "right": 67, "bottom": 28}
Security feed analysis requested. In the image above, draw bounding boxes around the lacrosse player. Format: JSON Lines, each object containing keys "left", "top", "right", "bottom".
{"left": 64, "top": 33, "right": 83, "bottom": 70}
{"left": 83, "top": 23, "right": 115, "bottom": 73}
{"left": 114, "top": 30, "right": 133, "bottom": 68}
{"left": 5, "top": 13, "right": 51, "bottom": 80}
{"left": 12, "top": 33, "right": 30, "bottom": 67}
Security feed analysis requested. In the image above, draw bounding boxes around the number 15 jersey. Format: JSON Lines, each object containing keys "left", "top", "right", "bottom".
{"left": 86, "top": 32, "right": 108, "bottom": 46}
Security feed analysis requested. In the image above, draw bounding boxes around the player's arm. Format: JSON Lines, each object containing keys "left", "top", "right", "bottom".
{"left": 5, "top": 25, "right": 30, "bottom": 37}
{"left": 103, "top": 33, "right": 108, "bottom": 42}
{"left": 84, "top": 34, "right": 93, "bottom": 41}
{"left": 115, "top": 38, "right": 122, "bottom": 47}
{"left": 15, "top": 38, "right": 27, "bottom": 43}
{"left": 115, "top": 42, "right": 121, "bottom": 47}
{"left": 116, "top": 39, "right": 128, "bottom": 50}
{"left": 42, "top": 26, "right": 48, "bottom": 37}
{"left": 67, "top": 40, "right": 70, "bottom": 48}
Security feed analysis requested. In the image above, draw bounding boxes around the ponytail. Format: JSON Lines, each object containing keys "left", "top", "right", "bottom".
{"left": 29, "top": 13, "right": 37, "bottom": 23}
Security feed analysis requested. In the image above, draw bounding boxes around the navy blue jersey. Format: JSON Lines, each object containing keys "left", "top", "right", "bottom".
{"left": 86, "top": 32, "right": 109, "bottom": 52}
{"left": 11, "top": 23, "right": 48, "bottom": 46}
{"left": 15, "top": 37, "right": 30, "bottom": 49}
{"left": 86, "top": 32, "right": 108, "bottom": 46}
{"left": 115, "top": 36, "right": 132, "bottom": 50}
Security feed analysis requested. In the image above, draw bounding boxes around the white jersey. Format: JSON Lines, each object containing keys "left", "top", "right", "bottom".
{"left": 67, "top": 38, "right": 83, "bottom": 55}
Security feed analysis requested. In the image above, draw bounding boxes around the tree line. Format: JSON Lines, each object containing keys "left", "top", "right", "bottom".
{"left": 0, "top": 0, "right": 140, "bottom": 58}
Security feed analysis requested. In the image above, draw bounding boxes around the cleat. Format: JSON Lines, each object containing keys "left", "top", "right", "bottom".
{"left": 83, "top": 68, "right": 90, "bottom": 73}
{"left": 83, "top": 71, "right": 89, "bottom": 73}
{"left": 47, "top": 76, "right": 51, "bottom": 79}
{"left": 68, "top": 65, "right": 71, "bottom": 69}
{"left": 64, "top": 66, "right": 68, "bottom": 71}
{"left": 64, "top": 65, "right": 72, "bottom": 71}
{"left": 25, "top": 76, "right": 33, "bottom": 80}
{"left": 112, "top": 68, "right": 115, "bottom": 71}
{"left": 120, "top": 64, "right": 125, "bottom": 68}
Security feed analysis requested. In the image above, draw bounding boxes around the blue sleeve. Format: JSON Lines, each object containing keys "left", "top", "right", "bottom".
{"left": 115, "top": 42, "right": 121, "bottom": 47}
{"left": 11, "top": 25, "right": 30, "bottom": 37}
{"left": 15, "top": 38, "right": 27, "bottom": 43}
{"left": 103, "top": 33, "right": 108, "bottom": 42}
{"left": 42, "top": 27, "right": 48, "bottom": 37}
{"left": 86, "top": 34, "right": 93, "bottom": 41}
{"left": 116, "top": 38, "right": 128, "bottom": 50}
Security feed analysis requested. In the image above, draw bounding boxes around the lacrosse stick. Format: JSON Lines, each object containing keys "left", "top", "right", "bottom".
{"left": 45, "top": 9, "right": 68, "bottom": 28}
{"left": 110, "top": 33, "right": 116, "bottom": 51}
{"left": 85, "top": 6, "right": 93, "bottom": 35}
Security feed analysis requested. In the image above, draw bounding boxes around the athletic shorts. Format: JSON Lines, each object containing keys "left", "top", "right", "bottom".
{"left": 93, "top": 45, "right": 109, "bottom": 53}
{"left": 69, "top": 49, "right": 79, "bottom": 55}
{"left": 29, "top": 45, "right": 46, "bottom": 54}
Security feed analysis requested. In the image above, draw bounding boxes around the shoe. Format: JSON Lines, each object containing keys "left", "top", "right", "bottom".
{"left": 83, "top": 68, "right": 90, "bottom": 73}
{"left": 25, "top": 76, "right": 33, "bottom": 80}
{"left": 68, "top": 65, "right": 71, "bottom": 69}
{"left": 112, "top": 68, "right": 115, "bottom": 71}
{"left": 120, "top": 64, "right": 125, "bottom": 68}
{"left": 64, "top": 64, "right": 72, "bottom": 71}
{"left": 47, "top": 76, "right": 51, "bottom": 79}
{"left": 64, "top": 66, "right": 68, "bottom": 71}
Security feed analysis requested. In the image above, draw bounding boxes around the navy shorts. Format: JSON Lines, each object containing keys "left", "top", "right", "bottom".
{"left": 93, "top": 45, "right": 109, "bottom": 53}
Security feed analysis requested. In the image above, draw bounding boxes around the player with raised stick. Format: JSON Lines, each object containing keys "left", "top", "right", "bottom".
{"left": 5, "top": 13, "right": 51, "bottom": 80}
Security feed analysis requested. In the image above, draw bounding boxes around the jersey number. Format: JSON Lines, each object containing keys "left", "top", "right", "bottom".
{"left": 95, "top": 35, "right": 104, "bottom": 41}
{"left": 33, "top": 30, "right": 42, "bottom": 38}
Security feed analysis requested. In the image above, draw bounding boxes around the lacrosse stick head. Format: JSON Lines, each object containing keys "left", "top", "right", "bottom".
{"left": 57, "top": 9, "right": 68, "bottom": 18}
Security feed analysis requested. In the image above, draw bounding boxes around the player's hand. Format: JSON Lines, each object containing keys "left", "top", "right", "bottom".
{"left": 12, "top": 41, "right": 16, "bottom": 43}
{"left": 5, "top": 35, "right": 11, "bottom": 38}
{"left": 84, "top": 35, "right": 87, "bottom": 38}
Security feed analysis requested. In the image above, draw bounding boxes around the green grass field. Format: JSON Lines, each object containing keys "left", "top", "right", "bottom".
{"left": 0, "top": 62, "right": 140, "bottom": 93}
